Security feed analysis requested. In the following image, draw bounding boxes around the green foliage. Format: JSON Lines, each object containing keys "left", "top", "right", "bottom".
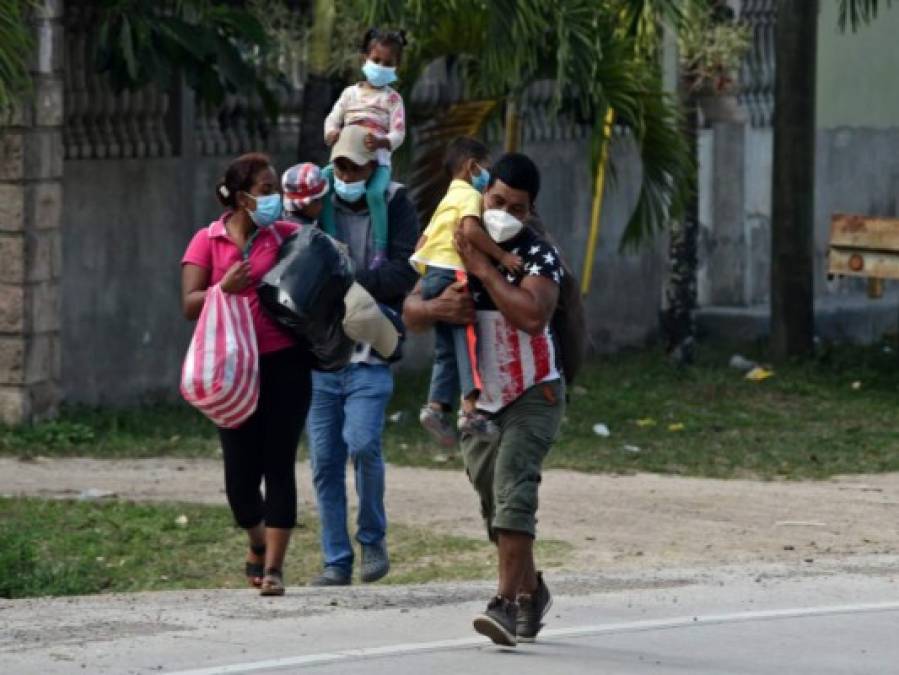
{"left": 357, "top": 0, "right": 694, "bottom": 249}
{"left": 4, "top": 344, "right": 899, "bottom": 480}
{"left": 0, "top": 0, "right": 37, "bottom": 112}
{"left": 0, "top": 403, "right": 218, "bottom": 458}
{"left": 94, "top": 0, "right": 282, "bottom": 117}
{"left": 408, "top": 99, "right": 499, "bottom": 228}
{"left": 0, "top": 420, "right": 94, "bottom": 455}
{"left": 619, "top": 0, "right": 684, "bottom": 61}
{"left": 678, "top": 1, "right": 752, "bottom": 95}
{"left": 382, "top": 342, "right": 899, "bottom": 480}
{"left": 839, "top": 0, "right": 895, "bottom": 31}
{"left": 0, "top": 526, "right": 104, "bottom": 598}
{"left": 326, "top": 0, "right": 369, "bottom": 79}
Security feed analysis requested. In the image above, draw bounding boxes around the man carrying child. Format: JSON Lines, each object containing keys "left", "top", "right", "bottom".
{"left": 404, "top": 152, "right": 564, "bottom": 647}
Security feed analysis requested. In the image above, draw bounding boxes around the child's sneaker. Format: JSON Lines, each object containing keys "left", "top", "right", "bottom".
{"left": 458, "top": 410, "right": 500, "bottom": 441}
{"left": 419, "top": 405, "right": 458, "bottom": 447}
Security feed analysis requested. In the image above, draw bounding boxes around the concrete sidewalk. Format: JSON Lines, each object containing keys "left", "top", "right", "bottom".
{"left": 3, "top": 556, "right": 899, "bottom": 674}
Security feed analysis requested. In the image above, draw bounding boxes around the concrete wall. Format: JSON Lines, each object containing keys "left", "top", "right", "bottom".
{"left": 61, "top": 150, "right": 298, "bottom": 405}
{"left": 61, "top": 134, "right": 655, "bottom": 404}
{"left": 817, "top": 2, "right": 899, "bottom": 130}
{"left": 526, "top": 135, "right": 662, "bottom": 352}
{"left": 698, "top": 2, "right": 899, "bottom": 314}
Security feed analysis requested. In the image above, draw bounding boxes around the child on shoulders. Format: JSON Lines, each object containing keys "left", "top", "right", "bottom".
{"left": 321, "top": 27, "right": 407, "bottom": 270}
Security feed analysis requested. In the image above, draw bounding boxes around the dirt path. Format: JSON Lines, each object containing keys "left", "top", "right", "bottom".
{"left": 3, "top": 457, "right": 899, "bottom": 571}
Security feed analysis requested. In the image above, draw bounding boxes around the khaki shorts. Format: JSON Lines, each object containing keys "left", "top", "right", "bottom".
{"left": 460, "top": 379, "right": 565, "bottom": 541}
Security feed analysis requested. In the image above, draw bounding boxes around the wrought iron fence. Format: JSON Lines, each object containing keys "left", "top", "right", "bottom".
{"left": 738, "top": 0, "right": 776, "bottom": 128}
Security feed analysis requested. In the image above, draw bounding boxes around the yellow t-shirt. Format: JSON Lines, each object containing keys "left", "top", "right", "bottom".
{"left": 409, "top": 179, "right": 482, "bottom": 274}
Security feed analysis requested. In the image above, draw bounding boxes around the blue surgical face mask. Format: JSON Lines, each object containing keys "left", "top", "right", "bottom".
{"left": 244, "top": 192, "right": 282, "bottom": 227}
{"left": 471, "top": 166, "right": 490, "bottom": 193}
{"left": 334, "top": 176, "right": 367, "bottom": 203}
{"left": 362, "top": 60, "right": 398, "bottom": 88}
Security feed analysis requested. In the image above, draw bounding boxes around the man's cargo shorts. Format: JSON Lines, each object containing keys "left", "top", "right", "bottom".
{"left": 460, "top": 378, "right": 565, "bottom": 541}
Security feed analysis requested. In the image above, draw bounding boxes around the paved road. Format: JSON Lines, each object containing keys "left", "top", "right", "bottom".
{"left": 4, "top": 556, "right": 899, "bottom": 674}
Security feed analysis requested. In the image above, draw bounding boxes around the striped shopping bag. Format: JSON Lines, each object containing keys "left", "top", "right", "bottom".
{"left": 180, "top": 284, "right": 259, "bottom": 428}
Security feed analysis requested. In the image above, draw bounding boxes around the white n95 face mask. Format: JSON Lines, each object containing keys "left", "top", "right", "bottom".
{"left": 483, "top": 209, "right": 524, "bottom": 243}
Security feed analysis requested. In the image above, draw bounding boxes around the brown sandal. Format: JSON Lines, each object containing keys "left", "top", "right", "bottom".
{"left": 260, "top": 568, "right": 285, "bottom": 596}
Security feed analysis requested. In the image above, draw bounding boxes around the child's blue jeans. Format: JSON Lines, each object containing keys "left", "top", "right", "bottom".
{"left": 422, "top": 267, "right": 480, "bottom": 407}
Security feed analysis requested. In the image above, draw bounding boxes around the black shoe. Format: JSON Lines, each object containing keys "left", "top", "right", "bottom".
{"left": 361, "top": 541, "right": 390, "bottom": 583}
{"left": 308, "top": 566, "right": 351, "bottom": 587}
{"left": 517, "top": 571, "right": 552, "bottom": 642}
{"left": 473, "top": 595, "right": 518, "bottom": 646}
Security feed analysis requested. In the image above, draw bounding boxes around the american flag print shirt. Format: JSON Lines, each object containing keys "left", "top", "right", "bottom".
{"left": 468, "top": 227, "right": 564, "bottom": 413}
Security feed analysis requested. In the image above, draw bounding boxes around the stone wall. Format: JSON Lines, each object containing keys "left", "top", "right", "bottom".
{"left": 0, "top": 1, "right": 64, "bottom": 424}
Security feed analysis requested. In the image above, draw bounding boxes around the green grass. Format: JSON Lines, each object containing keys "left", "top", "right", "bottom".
{"left": 376, "top": 341, "right": 899, "bottom": 479}
{"left": 4, "top": 342, "right": 899, "bottom": 479}
{"left": 0, "top": 497, "right": 570, "bottom": 599}
{"left": 0, "top": 403, "right": 219, "bottom": 458}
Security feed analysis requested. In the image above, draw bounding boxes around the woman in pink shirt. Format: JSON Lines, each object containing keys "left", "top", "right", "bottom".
{"left": 181, "top": 153, "right": 311, "bottom": 596}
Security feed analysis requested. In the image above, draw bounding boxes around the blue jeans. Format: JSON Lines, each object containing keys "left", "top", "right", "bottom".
{"left": 422, "top": 267, "right": 478, "bottom": 406}
{"left": 306, "top": 363, "right": 393, "bottom": 573}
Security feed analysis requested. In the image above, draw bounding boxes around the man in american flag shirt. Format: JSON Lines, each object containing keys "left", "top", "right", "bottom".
{"left": 403, "top": 153, "right": 564, "bottom": 647}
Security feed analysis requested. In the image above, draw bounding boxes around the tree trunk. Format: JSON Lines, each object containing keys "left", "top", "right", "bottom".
{"left": 297, "top": 0, "right": 337, "bottom": 164}
{"left": 770, "top": 0, "right": 818, "bottom": 359}
{"left": 297, "top": 74, "right": 338, "bottom": 165}
{"left": 504, "top": 97, "right": 521, "bottom": 153}
{"left": 663, "top": 90, "right": 699, "bottom": 365}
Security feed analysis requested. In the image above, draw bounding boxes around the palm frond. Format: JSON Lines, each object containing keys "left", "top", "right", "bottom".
{"left": 839, "top": 0, "right": 894, "bottom": 31}
{"left": 361, "top": 0, "right": 694, "bottom": 249}
{"left": 94, "top": 1, "right": 279, "bottom": 117}
{"left": 0, "top": 1, "right": 37, "bottom": 113}
{"left": 408, "top": 99, "right": 500, "bottom": 227}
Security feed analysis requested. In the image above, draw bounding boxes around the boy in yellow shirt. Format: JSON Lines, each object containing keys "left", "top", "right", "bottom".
{"left": 410, "top": 137, "right": 522, "bottom": 445}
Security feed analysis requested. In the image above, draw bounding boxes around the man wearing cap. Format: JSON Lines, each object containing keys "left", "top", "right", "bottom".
{"left": 303, "top": 127, "right": 419, "bottom": 586}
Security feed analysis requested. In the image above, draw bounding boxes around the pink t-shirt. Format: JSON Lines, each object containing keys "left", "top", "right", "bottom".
{"left": 181, "top": 213, "right": 299, "bottom": 355}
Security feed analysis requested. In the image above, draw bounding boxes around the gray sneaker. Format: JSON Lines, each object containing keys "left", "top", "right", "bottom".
{"left": 457, "top": 411, "right": 500, "bottom": 441}
{"left": 473, "top": 595, "right": 518, "bottom": 647}
{"left": 419, "top": 405, "right": 458, "bottom": 447}
{"left": 308, "top": 566, "right": 351, "bottom": 587}
{"left": 361, "top": 541, "right": 390, "bottom": 583}
{"left": 517, "top": 571, "right": 552, "bottom": 642}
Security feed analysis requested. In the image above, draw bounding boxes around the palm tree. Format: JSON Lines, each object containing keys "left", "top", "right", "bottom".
{"left": 1, "top": 1, "right": 281, "bottom": 124}
{"left": 296, "top": 0, "right": 339, "bottom": 165}
{"left": 356, "top": 0, "right": 693, "bottom": 250}
{"left": 770, "top": 0, "right": 894, "bottom": 359}
{"left": 770, "top": 0, "right": 818, "bottom": 359}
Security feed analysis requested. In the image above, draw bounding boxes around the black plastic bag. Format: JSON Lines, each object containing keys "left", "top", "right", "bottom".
{"left": 258, "top": 227, "right": 355, "bottom": 371}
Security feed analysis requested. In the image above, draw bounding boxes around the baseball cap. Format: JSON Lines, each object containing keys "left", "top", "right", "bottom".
{"left": 282, "top": 163, "right": 329, "bottom": 212}
{"left": 330, "top": 125, "right": 377, "bottom": 166}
